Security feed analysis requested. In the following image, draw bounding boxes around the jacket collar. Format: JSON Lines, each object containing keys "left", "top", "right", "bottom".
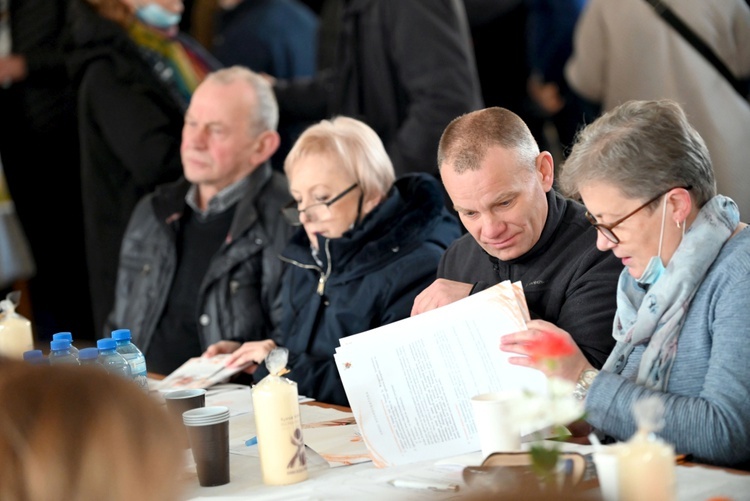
{"left": 152, "top": 162, "right": 275, "bottom": 241}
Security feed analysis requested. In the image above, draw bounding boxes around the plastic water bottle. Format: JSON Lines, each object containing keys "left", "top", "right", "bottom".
{"left": 96, "top": 338, "right": 133, "bottom": 380}
{"left": 52, "top": 332, "right": 79, "bottom": 358}
{"left": 78, "top": 347, "right": 104, "bottom": 368}
{"left": 23, "top": 349, "right": 49, "bottom": 365}
{"left": 48, "top": 339, "right": 80, "bottom": 365}
{"left": 111, "top": 328, "right": 149, "bottom": 392}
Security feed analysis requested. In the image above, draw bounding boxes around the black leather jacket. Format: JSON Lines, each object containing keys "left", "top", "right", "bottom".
{"left": 105, "top": 163, "right": 294, "bottom": 355}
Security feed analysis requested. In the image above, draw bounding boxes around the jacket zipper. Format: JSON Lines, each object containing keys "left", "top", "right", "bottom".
{"left": 279, "top": 239, "right": 333, "bottom": 296}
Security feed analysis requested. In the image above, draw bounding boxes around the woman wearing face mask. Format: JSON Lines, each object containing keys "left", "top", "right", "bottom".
{"left": 204, "top": 116, "right": 462, "bottom": 406}
{"left": 500, "top": 99, "right": 750, "bottom": 468}
{"left": 64, "top": 0, "right": 221, "bottom": 339}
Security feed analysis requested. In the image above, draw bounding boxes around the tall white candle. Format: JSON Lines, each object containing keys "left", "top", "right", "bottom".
{"left": 252, "top": 374, "right": 308, "bottom": 485}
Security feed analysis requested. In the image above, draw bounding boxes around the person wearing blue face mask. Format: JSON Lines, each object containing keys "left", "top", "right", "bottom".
{"left": 136, "top": 2, "right": 183, "bottom": 29}
{"left": 500, "top": 99, "right": 750, "bottom": 469}
{"left": 64, "top": 0, "right": 222, "bottom": 339}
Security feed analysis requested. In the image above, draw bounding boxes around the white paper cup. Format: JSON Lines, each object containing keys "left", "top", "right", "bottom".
{"left": 470, "top": 391, "right": 522, "bottom": 458}
{"left": 593, "top": 447, "right": 621, "bottom": 501}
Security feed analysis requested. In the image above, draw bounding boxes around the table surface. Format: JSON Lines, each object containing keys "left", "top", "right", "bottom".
{"left": 184, "top": 406, "right": 750, "bottom": 500}
{"left": 149, "top": 375, "right": 750, "bottom": 501}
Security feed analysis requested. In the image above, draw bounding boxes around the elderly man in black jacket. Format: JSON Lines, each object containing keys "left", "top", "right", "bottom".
{"left": 412, "top": 107, "right": 622, "bottom": 369}
{"left": 106, "top": 66, "right": 293, "bottom": 375}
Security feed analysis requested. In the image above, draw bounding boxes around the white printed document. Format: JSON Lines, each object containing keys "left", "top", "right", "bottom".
{"left": 334, "top": 281, "right": 547, "bottom": 467}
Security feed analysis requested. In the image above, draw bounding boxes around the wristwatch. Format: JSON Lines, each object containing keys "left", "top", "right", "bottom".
{"left": 573, "top": 368, "right": 599, "bottom": 401}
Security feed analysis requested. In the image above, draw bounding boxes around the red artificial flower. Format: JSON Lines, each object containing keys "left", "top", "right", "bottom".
{"left": 526, "top": 330, "right": 576, "bottom": 363}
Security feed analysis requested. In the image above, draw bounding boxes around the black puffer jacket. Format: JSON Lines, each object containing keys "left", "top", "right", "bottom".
{"left": 252, "top": 173, "right": 462, "bottom": 406}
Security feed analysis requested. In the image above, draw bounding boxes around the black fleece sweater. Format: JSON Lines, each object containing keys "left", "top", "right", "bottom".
{"left": 437, "top": 189, "right": 623, "bottom": 368}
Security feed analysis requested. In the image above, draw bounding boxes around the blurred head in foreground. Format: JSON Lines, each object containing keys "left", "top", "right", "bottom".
{"left": 0, "top": 359, "right": 185, "bottom": 501}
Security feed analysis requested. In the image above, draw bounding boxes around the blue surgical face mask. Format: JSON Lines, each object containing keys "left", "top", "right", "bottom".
{"left": 136, "top": 4, "right": 182, "bottom": 29}
{"left": 636, "top": 195, "right": 669, "bottom": 286}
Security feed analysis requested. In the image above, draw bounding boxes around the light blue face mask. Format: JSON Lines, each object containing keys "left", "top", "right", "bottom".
{"left": 136, "top": 4, "right": 182, "bottom": 29}
{"left": 636, "top": 195, "right": 683, "bottom": 286}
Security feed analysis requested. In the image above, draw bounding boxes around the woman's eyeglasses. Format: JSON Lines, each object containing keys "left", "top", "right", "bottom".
{"left": 281, "top": 183, "right": 359, "bottom": 226}
{"left": 585, "top": 185, "right": 691, "bottom": 244}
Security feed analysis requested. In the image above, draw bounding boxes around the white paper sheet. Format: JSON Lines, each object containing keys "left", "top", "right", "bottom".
{"left": 335, "top": 282, "right": 548, "bottom": 467}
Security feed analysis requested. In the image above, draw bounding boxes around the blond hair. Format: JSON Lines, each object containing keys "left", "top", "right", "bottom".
{"left": 284, "top": 116, "right": 395, "bottom": 201}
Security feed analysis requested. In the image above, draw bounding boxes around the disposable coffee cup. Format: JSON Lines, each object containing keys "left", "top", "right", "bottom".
{"left": 183, "top": 406, "right": 231, "bottom": 487}
{"left": 470, "top": 391, "right": 523, "bottom": 459}
{"left": 164, "top": 388, "right": 207, "bottom": 448}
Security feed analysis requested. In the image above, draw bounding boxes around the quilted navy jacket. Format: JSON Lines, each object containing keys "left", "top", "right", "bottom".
{"left": 253, "top": 173, "right": 461, "bottom": 405}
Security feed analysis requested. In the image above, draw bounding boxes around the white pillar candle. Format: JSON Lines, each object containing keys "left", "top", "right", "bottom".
{"left": 617, "top": 435, "right": 675, "bottom": 501}
{"left": 252, "top": 375, "right": 308, "bottom": 486}
{"left": 0, "top": 307, "right": 33, "bottom": 359}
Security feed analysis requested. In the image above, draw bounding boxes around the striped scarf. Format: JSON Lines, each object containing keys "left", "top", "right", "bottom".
{"left": 127, "top": 20, "right": 220, "bottom": 111}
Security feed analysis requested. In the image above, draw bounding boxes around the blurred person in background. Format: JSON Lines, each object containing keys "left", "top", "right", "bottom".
{"left": 65, "top": 0, "right": 222, "bottom": 338}
{"left": 204, "top": 116, "right": 462, "bottom": 406}
{"left": 0, "top": 359, "right": 186, "bottom": 501}
{"left": 271, "top": 0, "right": 483, "bottom": 181}
{"left": 565, "top": 0, "right": 750, "bottom": 217}
{"left": 0, "top": 0, "right": 93, "bottom": 340}
{"left": 210, "top": 0, "right": 319, "bottom": 170}
{"left": 525, "top": 0, "right": 593, "bottom": 161}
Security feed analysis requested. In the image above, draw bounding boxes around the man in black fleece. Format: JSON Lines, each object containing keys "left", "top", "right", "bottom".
{"left": 411, "top": 106, "right": 621, "bottom": 368}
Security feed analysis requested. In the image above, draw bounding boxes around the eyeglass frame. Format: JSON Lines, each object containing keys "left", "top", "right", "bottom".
{"left": 281, "top": 183, "right": 359, "bottom": 226}
{"left": 584, "top": 185, "right": 692, "bottom": 244}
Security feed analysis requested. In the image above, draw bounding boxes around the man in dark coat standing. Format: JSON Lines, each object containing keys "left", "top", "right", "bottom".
{"left": 272, "top": 0, "right": 484, "bottom": 178}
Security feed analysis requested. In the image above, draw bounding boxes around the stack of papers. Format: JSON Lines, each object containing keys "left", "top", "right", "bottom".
{"left": 334, "top": 281, "right": 548, "bottom": 467}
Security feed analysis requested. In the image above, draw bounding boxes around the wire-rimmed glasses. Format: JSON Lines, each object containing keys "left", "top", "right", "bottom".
{"left": 281, "top": 183, "right": 359, "bottom": 226}
{"left": 584, "top": 186, "right": 691, "bottom": 244}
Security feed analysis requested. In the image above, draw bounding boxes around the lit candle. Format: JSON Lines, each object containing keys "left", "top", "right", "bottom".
{"left": 252, "top": 374, "right": 308, "bottom": 485}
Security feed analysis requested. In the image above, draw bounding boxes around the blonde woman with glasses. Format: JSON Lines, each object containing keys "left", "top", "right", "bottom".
{"left": 500, "top": 99, "right": 750, "bottom": 468}
{"left": 204, "top": 116, "right": 461, "bottom": 406}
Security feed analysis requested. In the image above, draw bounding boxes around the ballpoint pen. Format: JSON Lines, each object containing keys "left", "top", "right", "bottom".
{"left": 388, "top": 479, "right": 459, "bottom": 492}
{"left": 245, "top": 436, "right": 257, "bottom": 446}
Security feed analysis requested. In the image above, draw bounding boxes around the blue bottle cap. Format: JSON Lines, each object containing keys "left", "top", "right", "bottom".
{"left": 111, "top": 329, "right": 132, "bottom": 341}
{"left": 50, "top": 339, "right": 71, "bottom": 351}
{"left": 96, "top": 338, "right": 117, "bottom": 350}
{"left": 52, "top": 332, "right": 74, "bottom": 342}
{"left": 23, "top": 349, "right": 44, "bottom": 360}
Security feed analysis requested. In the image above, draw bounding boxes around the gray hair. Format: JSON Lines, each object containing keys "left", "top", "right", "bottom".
{"left": 203, "top": 65, "right": 279, "bottom": 134}
{"left": 437, "top": 107, "right": 540, "bottom": 174}
{"left": 284, "top": 116, "right": 395, "bottom": 199}
{"left": 559, "top": 99, "right": 716, "bottom": 207}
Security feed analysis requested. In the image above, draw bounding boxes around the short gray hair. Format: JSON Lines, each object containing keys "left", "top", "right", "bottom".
{"left": 203, "top": 65, "right": 279, "bottom": 134}
{"left": 560, "top": 99, "right": 715, "bottom": 207}
{"left": 284, "top": 116, "right": 395, "bottom": 199}
{"left": 437, "top": 107, "right": 540, "bottom": 174}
